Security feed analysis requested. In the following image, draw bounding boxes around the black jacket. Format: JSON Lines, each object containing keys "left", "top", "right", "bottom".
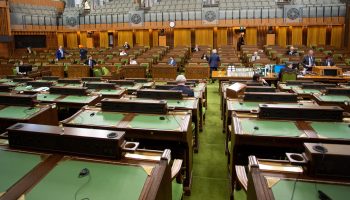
{"left": 301, "top": 55, "right": 316, "bottom": 71}
{"left": 80, "top": 48, "right": 88, "bottom": 60}
{"left": 323, "top": 59, "right": 335, "bottom": 66}
{"left": 170, "top": 85, "right": 194, "bottom": 97}
{"left": 84, "top": 59, "right": 97, "bottom": 68}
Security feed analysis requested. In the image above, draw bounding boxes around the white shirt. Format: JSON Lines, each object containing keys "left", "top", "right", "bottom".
{"left": 59, "top": 49, "right": 64, "bottom": 57}
{"left": 308, "top": 57, "right": 313, "bottom": 66}
{"left": 130, "top": 60, "right": 137, "bottom": 65}
{"left": 120, "top": 52, "right": 127, "bottom": 56}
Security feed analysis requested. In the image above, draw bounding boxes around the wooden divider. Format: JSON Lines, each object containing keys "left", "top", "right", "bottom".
{"left": 246, "top": 27, "right": 257, "bottom": 45}
{"left": 135, "top": 29, "right": 150, "bottom": 46}
{"left": 195, "top": 28, "right": 213, "bottom": 48}
{"left": 174, "top": 29, "right": 191, "bottom": 47}
{"left": 99, "top": 31, "right": 109, "bottom": 48}
{"left": 331, "top": 25, "right": 344, "bottom": 48}
{"left": 291, "top": 27, "right": 303, "bottom": 46}
{"left": 117, "top": 30, "right": 133, "bottom": 47}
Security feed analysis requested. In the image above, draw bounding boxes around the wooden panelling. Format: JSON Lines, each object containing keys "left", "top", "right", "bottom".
{"left": 276, "top": 26, "right": 287, "bottom": 47}
{"left": 135, "top": 29, "right": 150, "bottom": 46}
{"left": 292, "top": 26, "right": 303, "bottom": 46}
{"left": 246, "top": 27, "right": 257, "bottom": 45}
{"left": 79, "top": 32, "right": 87, "bottom": 47}
{"left": 57, "top": 32, "right": 64, "bottom": 47}
{"left": 99, "top": 31, "right": 109, "bottom": 48}
{"left": 331, "top": 25, "right": 344, "bottom": 48}
{"left": 217, "top": 28, "right": 228, "bottom": 47}
{"left": 66, "top": 32, "right": 78, "bottom": 49}
{"left": 152, "top": 30, "right": 159, "bottom": 47}
{"left": 195, "top": 28, "right": 214, "bottom": 48}
{"left": 307, "top": 26, "right": 326, "bottom": 47}
{"left": 174, "top": 29, "right": 191, "bottom": 47}
{"left": 117, "top": 30, "right": 133, "bottom": 47}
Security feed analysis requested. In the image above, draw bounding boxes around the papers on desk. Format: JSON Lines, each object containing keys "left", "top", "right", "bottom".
{"left": 33, "top": 87, "right": 50, "bottom": 92}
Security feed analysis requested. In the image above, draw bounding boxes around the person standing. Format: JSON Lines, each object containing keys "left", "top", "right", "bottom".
{"left": 301, "top": 50, "right": 316, "bottom": 71}
{"left": 55, "top": 46, "right": 69, "bottom": 61}
{"left": 84, "top": 56, "right": 97, "bottom": 77}
{"left": 208, "top": 49, "right": 220, "bottom": 83}
{"left": 79, "top": 45, "right": 88, "bottom": 60}
{"left": 237, "top": 33, "right": 245, "bottom": 51}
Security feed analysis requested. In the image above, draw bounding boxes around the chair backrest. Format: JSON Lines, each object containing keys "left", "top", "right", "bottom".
{"left": 281, "top": 72, "right": 297, "bottom": 82}
{"left": 152, "top": 66, "right": 177, "bottom": 80}
{"left": 121, "top": 66, "right": 146, "bottom": 79}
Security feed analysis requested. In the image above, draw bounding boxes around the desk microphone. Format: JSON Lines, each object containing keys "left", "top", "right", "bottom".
{"left": 78, "top": 168, "right": 90, "bottom": 178}
{"left": 89, "top": 112, "right": 95, "bottom": 117}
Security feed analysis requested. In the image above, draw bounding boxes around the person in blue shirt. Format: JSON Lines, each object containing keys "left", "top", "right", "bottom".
{"left": 208, "top": 49, "right": 220, "bottom": 82}
{"left": 168, "top": 57, "right": 177, "bottom": 66}
{"left": 55, "top": 46, "right": 69, "bottom": 61}
{"left": 170, "top": 75, "right": 194, "bottom": 97}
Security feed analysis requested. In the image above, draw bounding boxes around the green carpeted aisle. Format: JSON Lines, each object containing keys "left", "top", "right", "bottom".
{"left": 184, "top": 83, "right": 246, "bottom": 200}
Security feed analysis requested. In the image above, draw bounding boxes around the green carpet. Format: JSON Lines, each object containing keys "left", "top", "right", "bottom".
{"left": 184, "top": 82, "right": 246, "bottom": 200}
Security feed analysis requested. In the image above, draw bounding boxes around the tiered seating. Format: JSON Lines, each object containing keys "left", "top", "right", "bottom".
{"left": 90, "top": 0, "right": 139, "bottom": 14}
{"left": 150, "top": 0, "right": 203, "bottom": 12}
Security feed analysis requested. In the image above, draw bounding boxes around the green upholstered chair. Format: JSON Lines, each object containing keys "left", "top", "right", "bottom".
{"left": 93, "top": 69, "right": 102, "bottom": 77}
{"left": 101, "top": 67, "right": 110, "bottom": 76}
{"left": 114, "top": 63, "right": 122, "bottom": 69}
{"left": 281, "top": 72, "right": 297, "bottom": 82}
{"left": 121, "top": 58, "right": 129, "bottom": 65}
{"left": 200, "top": 63, "right": 209, "bottom": 67}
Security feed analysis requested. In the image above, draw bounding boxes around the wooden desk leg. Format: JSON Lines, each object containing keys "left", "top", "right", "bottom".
{"left": 183, "top": 140, "right": 193, "bottom": 196}
{"left": 193, "top": 109, "right": 200, "bottom": 153}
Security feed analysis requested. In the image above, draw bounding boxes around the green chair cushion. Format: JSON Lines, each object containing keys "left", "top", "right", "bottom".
{"left": 93, "top": 69, "right": 102, "bottom": 77}
{"left": 172, "top": 180, "right": 183, "bottom": 200}
{"left": 101, "top": 67, "right": 110, "bottom": 76}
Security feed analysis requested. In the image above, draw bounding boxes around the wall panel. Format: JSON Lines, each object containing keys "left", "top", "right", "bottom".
{"left": 117, "top": 30, "right": 133, "bottom": 47}
{"left": 276, "top": 26, "right": 287, "bottom": 47}
{"left": 79, "top": 31, "right": 87, "bottom": 47}
{"left": 174, "top": 29, "right": 191, "bottom": 47}
{"left": 307, "top": 26, "right": 326, "bottom": 47}
{"left": 331, "top": 25, "right": 343, "bottom": 48}
{"left": 57, "top": 32, "right": 64, "bottom": 47}
{"left": 135, "top": 29, "right": 150, "bottom": 46}
{"left": 195, "top": 28, "right": 213, "bottom": 48}
{"left": 152, "top": 30, "right": 159, "bottom": 47}
{"left": 66, "top": 32, "right": 78, "bottom": 49}
{"left": 246, "top": 27, "right": 257, "bottom": 45}
{"left": 291, "top": 26, "right": 303, "bottom": 46}
{"left": 99, "top": 31, "right": 109, "bottom": 48}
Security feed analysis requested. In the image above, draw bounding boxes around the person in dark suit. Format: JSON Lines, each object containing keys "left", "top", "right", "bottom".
{"left": 170, "top": 75, "right": 194, "bottom": 97}
{"left": 209, "top": 49, "right": 220, "bottom": 82}
{"left": 323, "top": 55, "right": 335, "bottom": 67}
{"left": 123, "top": 42, "right": 130, "bottom": 50}
{"left": 55, "top": 46, "right": 69, "bottom": 61}
{"left": 286, "top": 46, "right": 297, "bottom": 56}
{"left": 237, "top": 33, "right": 245, "bottom": 51}
{"left": 301, "top": 50, "right": 316, "bottom": 71}
{"left": 201, "top": 53, "right": 209, "bottom": 61}
{"left": 79, "top": 45, "right": 88, "bottom": 60}
{"left": 84, "top": 56, "right": 97, "bottom": 77}
{"left": 192, "top": 44, "right": 200, "bottom": 52}
{"left": 279, "top": 63, "right": 297, "bottom": 80}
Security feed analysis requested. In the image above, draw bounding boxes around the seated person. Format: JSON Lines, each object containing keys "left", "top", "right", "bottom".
{"left": 248, "top": 73, "right": 269, "bottom": 86}
{"left": 286, "top": 46, "right": 297, "bottom": 56}
{"left": 129, "top": 58, "right": 137, "bottom": 65}
{"left": 279, "top": 63, "right": 297, "bottom": 80}
{"left": 192, "top": 44, "right": 200, "bottom": 52}
{"left": 251, "top": 52, "right": 261, "bottom": 62}
{"left": 123, "top": 42, "right": 130, "bottom": 50}
{"left": 170, "top": 75, "right": 194, "bottom": 97}
{"left": 323, "top": 55, "right": 335, "bottom": 66}
{"left": 201, "top": 53, "right": 209, "bottom": 61}
{"left": 120, "top": 50, "right": 127, "bottom": 56}
{"left": 301, "top": 50, "right": 316, "bottom": 72}
{"left": 168, "top": 57, "right": 177, "bottom": 66}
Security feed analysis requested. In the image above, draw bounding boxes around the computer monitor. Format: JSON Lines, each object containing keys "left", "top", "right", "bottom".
{"left": 273, "top": 64, "right": 286, "bottom": 74}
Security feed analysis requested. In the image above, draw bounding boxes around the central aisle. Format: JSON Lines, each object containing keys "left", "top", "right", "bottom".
{"left": 184, "top": 83, "right": 246, "bottom": 200}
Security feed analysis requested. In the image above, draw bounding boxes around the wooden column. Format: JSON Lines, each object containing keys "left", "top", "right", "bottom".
{"left": 0, "top": 0, "right": 12, "bottom": 58}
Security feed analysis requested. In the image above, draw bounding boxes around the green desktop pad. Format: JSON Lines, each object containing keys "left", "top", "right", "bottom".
{"left": 0, "top": 150, "right": 42, "bottom": 192}
{"left": 310, "top": 122, "right": 350, "bottom": 139}
{"left": 69, "top": 110, "right": 125, "bottom": 127}
{"left": 166, "top": 99, "right": 196, "bottom": 108}
{"left": 25, "top": 160, "right": 148, "bottom": 200}
{"left": 230, "top": 101, "right": 260, "bottom": 111}
{"left": 55, "top": 83, "right": 81, "bottom": 87}
{"left": 294, "top": 88, "right": 321, "bottom": 94}
{"left": 271, "top": 179, "right": 350, "bottom": 200}
{"left": 0, "top": 106, "right": 41, "bottom": 119}
{"left": 37, "top": 94, "right": 61, "bottom": 101}
{"left": 2, "top": 81, "right": 17, "bottom": 86}
{"left": 240, "top": 119, "right": 302, "bottom": 137}
{"left": 99, "top": 89, "right": 123, "bottom": 95}
{"left": 129, "top": 115, "right": 183, "bottom": 131}
{"left": 0, "top": 79, "right": 11, "bottom": 83}
{"left": 121, "top": 85, "right": 138, "bottom": 90}
{"left": 59, "top": 95, "right": 94, "bottom": 103}
{"left": 318, "top": 95, "right": 350, "bottom": 102}
{"left": 279, "top": 84, "right": 294, "bottom": 90}
{"left": 194, "top": 91, "right": 201, "bottom": 98}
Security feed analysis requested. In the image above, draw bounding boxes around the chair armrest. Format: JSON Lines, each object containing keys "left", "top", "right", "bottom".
{"left": 171, "top": 159, "right": 183, "bottom": 181}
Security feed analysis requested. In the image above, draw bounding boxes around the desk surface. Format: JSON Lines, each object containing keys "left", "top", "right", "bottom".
{"left": 25, "top": 159, "right": 148, "bottom": 200}
{"left": 37, "top": 94, "right": 97, "bottom": 104}
{"left": 0, "top": 106, "right": 43, "bottom": 120}
{"left": 315, "top": 94, "right": 350, "bottom": 102}
{"left": 212, "top": 71, "right": 278, "bottom": 81}
{"left": 66, "top": 109, "right": 189, "bottom": 132}
{"left": 236, "top": 118, "right": 350, "bottom": 140}
{"left": 125, "top": 97, "right": 198, "bottom": 109}
{"left": 0, "top": 149, "right": 43, "bottom": 193}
